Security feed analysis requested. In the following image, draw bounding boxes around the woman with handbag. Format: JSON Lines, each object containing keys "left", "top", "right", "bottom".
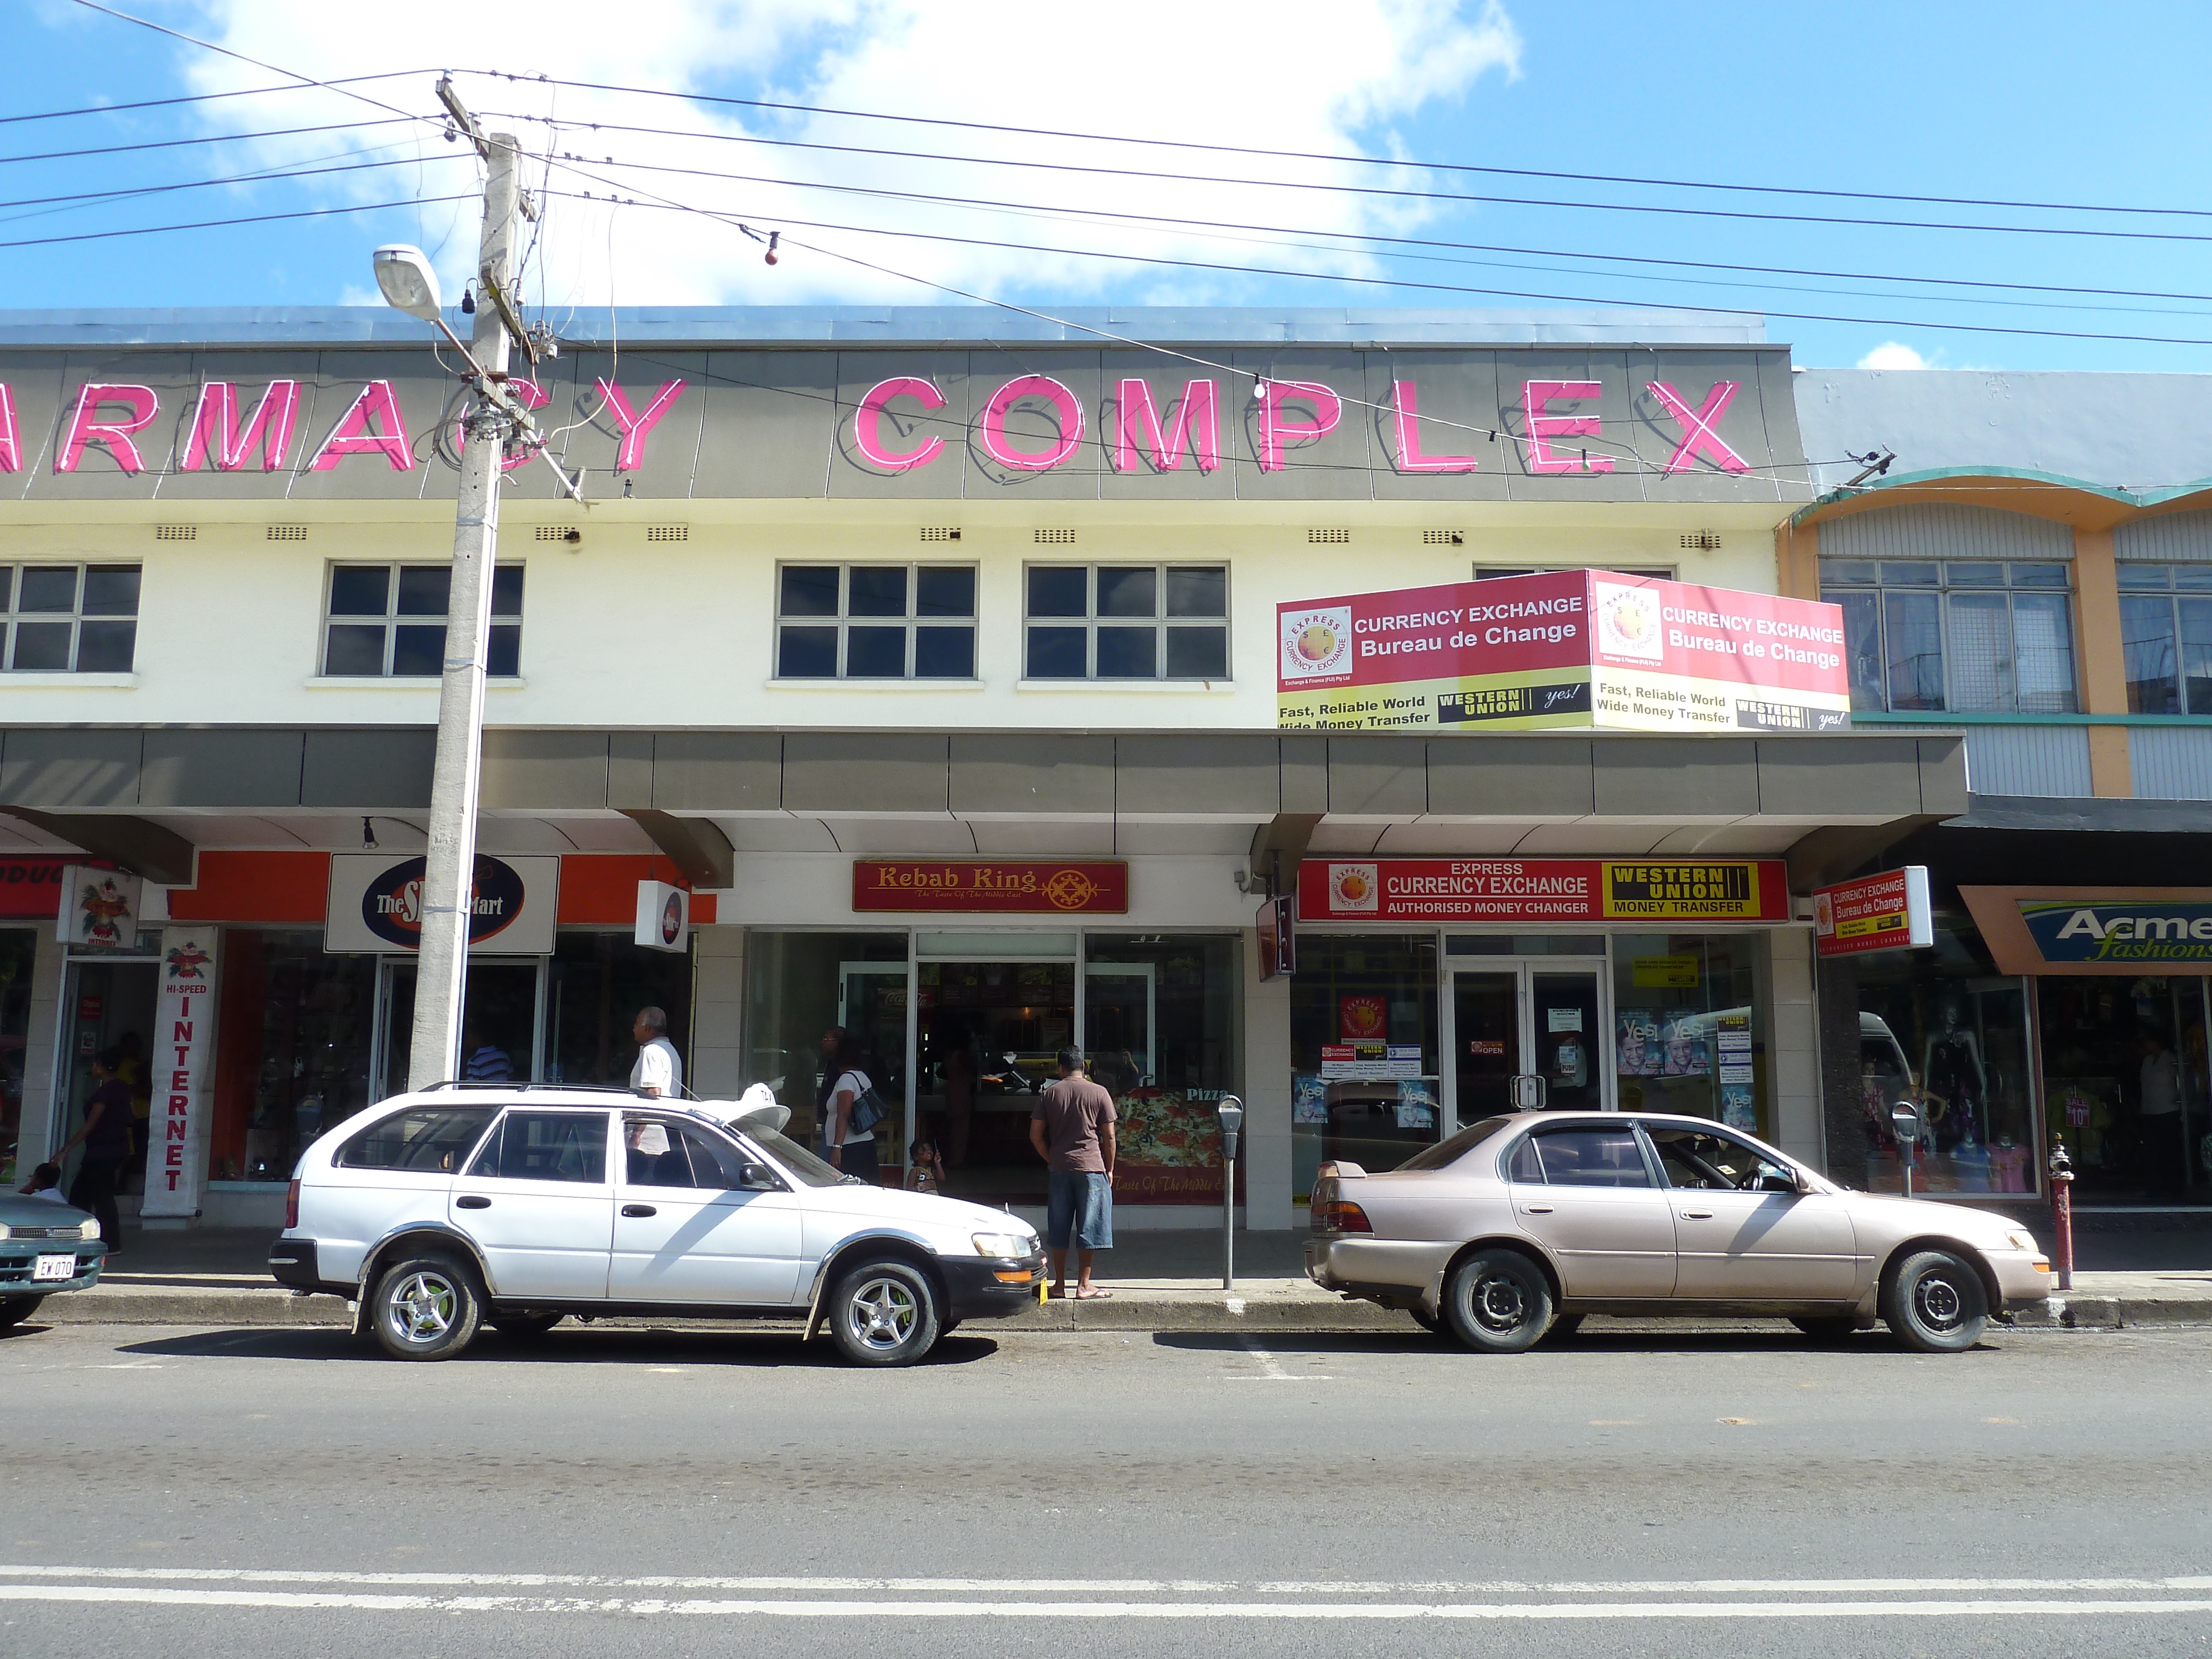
{"left": 820, "top": 1026, "right": 884, "bottom": 1185}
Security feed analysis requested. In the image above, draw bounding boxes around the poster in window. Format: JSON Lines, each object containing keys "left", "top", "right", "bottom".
{"left": 1338, "top": 995, "right": 1388, "bottom": 1042}
{"left": 1396, "top": 1080, "right": 1438, "bottom": 1131}
{"left": 1293, "top": 1074, "right": 1330, "bottom": 1125}
{"left": 1661, "top": 1016, "right": 1709, "bottom": 1077}
{"left": 1616, "top": 1010, "right": 1663, "bottom": 1076}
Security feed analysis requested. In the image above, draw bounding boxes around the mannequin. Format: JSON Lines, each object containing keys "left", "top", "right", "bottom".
{"left": 1922, "top": 999, "right": 1987, "bottom": 1152}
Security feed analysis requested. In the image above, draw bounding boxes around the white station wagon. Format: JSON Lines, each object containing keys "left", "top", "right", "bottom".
{"left": 269, "top": 1086, "right": 1044, "bottom": 1366}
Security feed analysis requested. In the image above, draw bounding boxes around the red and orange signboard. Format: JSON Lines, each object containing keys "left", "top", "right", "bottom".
{"left": 1814, "top": 867, "right": 1934, "bottom": 957}
{"left": 851, "top": 860, "right": 1129, "bottom": 914}
{"left": 1298, "top": 857, "right": 1791, "bottom": 924}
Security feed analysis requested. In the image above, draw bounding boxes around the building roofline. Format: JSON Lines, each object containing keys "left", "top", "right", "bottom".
{"left": 1791, "top": 464, "right": 2212, "bottom": 529}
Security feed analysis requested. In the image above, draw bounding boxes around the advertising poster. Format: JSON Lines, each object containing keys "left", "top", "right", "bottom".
{"left": 1292, "top": 1074, "right": 1330, "bottom": 1125}
{"left": 1277, "top": 570, "right": 1850, "bottom": 734}
{"left": 1616, "top": 1010, "right": 1663, "bottom": 1076}
{"left": 57, "top": 866, "right": 141, "bottom": 951}
{"left": 1814, "top": 867, "right": 1933, "bottom": 957}
{"left": 1338, "top": 995, "right": 1389, "bottom": 1042}
{"left": 142, "top": 927, "right": 219, "bottom": 1219}
{"left": 1299, "top": 858, "right": 1790, "bottom": 925}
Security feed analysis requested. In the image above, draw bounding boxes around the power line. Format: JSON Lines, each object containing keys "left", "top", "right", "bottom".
{"left": 0, "top": 117, "right": 415, "bottom": 167}
{"left": 474, "top": 70, "right": 2212, "bottom": 224}
{"left": 0, "top": 151, "right": 461, "bottom": 217}
{"left": 0, "top": 194, "right": 473, "bottom": 251}
{"left": 0, "top": 69, "right": 433, "bottom": 128}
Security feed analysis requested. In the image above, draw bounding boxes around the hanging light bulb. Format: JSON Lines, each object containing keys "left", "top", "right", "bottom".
{"left": 1251, "top": 376, "right": 1268, "bottom": 403}
{"left": 764, "top": 231, "right": 781, "bottom": 267}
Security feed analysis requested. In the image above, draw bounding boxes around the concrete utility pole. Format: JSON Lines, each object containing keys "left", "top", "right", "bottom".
{"left": 406, "top": 84, "right": 526, "bottom": 1093}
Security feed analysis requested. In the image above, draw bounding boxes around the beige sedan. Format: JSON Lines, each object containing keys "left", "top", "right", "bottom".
{"left": 1306, "top": 1111, "right": 2052, "bottom": 1353}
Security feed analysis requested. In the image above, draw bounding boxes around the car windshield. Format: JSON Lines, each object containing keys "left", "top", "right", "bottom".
{"left": 1396, "top": 1115, "right": 1515, "bottom": 1172}
{"left": 735, "top": 1123, "right": 850, "bottom": 1188}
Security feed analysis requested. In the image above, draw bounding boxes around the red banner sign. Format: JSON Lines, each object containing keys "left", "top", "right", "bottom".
{"left": 1298, "top": 857, "right": 1791, "bottom": 924}
{"left": 0, "top": 857, "right": 74, "bottom": 920}
{"left": 852, "top": 860, "right": 1129, "bottom": 914}
{"left": 1814, "top": 867, "right": 1933, "bottom": 957}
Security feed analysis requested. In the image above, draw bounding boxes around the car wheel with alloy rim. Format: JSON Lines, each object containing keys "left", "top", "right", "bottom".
{"left": 1442, "top": 1249, "right": 1552, "bottom": 1354}
{"left": 371, "top": 1251, "right": 484, "bottom": 1361}
{"left": 1881, "top": 1249, "right": 1988, "bottom": 1353}
{"left": 826, "top": 1258, "right": 940, "bottom": 1368}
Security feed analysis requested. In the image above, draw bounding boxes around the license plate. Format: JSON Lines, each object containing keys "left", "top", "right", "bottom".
{"left": 33, "top": 1253, "right": 76, "bottom": 1282}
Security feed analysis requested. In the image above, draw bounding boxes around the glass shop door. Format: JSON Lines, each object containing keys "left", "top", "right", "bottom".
{"left": 1448, "top": 963, "right": 1606, "bottom": 1125}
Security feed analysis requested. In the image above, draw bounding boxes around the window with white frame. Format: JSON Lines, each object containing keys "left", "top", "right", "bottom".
{"left": 324, "top": 563, "right": 523, "bottom": 677}
{"left": 2119, "top": 562, "right": 2212, "bottom": 714}
{"left": 3, "top": 563, "right": 139, "bottom": 672}
{"left": 776, "top": 563, "right": 976, "bottom": 679}
{"left": 1025, "top": 564, "right": 1228, "bottom": 680}
{"left": 1819, "top": 557, "right": 2077, "bottom": 714}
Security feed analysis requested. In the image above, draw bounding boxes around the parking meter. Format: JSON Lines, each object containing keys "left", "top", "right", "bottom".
{"left": 1891, "top": 1100, "right": 1923, "bottom": 1197}
{"left": 1215, "top": 1095, "right": 1245, "bottom": 1290}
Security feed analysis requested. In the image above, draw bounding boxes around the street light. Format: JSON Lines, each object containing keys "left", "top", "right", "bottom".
{"left": 372, "top": 244, "right": 442, "bottom": 322}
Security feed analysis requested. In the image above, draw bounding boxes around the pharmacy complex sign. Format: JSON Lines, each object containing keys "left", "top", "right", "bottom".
{"left": 0, "top": 344, "right": 1804, "bottom": 502}
{"left": 1278, "top": 570, "right": 1850, "bottom": 733}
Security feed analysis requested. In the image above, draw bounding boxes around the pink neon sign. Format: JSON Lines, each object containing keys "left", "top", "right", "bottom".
{"left": 1113, "top": 378, "right": 1219, "bottom": 473}
{"left": 595, "top": 379, "right": 687, "bottom": 472}
{"left": 55, "top": 384, "right": 160, "bottom": 474}
{"left": 1391, "top": 379, "right": 1480, "bottom": 473}
{"left": 1256, "top": 380, "right": 1341, "bottom": 472}
{"left": 978, "top": 374, "right": 1084, "bottom": 471}
{"left": 182, "top": 381, "right": 301, "bottom": 473}
{"left": 1523, "top": 380, "right": 1613, "bottom": 474}
{"left": 0, "top": 384, "right": 18, "bottom": 473}
{"left": 853, "top": 376, "right": 947, "bottom": 471}
{"left": 454, "top": 379, "right": 550, "bottom": 474}
{"left": 309, "top": 380, "right": 414, "bottom": 472}
{"left": 1647, "top": 380, "right": 1749, "bottom": 474}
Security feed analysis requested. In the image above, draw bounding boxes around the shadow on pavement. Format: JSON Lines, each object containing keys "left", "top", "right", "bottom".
{"left": 1152, "top": 1326, "right": 1999, "bottom": 1357}
{"left": 114, "top": 1326, "right": 1000, "bottom": 1368}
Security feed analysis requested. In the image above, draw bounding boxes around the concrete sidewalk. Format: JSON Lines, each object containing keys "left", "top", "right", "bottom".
{"left": 34, "top": 1226, "right": 2212, "bottom": 1332}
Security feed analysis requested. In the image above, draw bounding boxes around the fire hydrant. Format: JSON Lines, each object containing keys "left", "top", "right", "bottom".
{"left": 2048, "top": 1135, "right": 2075, "bottom": 1292}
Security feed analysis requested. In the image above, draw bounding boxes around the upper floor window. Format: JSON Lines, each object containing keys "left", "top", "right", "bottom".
{"left": 1819, "top": 559, "right": 2077, "bottom": 714}
{"left": 324, "top": 563, "right": 523, "bottom": 678}
{"left": 1475, "top": 565, "right": 1673, "bottom": 581}
{"left": 2118, "top": 563, "right": 2212, "bottom": 714}
{"left": 3, "top": 563, "right": 139, "bottom": 672}
{"left": 777, "top": 563, "right": 975, "bottom": 679}
{"left": 1025, "top": 564, "right": 1228, "bottom": 680}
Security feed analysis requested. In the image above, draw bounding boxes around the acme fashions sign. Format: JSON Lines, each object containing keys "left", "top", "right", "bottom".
{"left": 1298, "top": 859, "right": 1790, "bottom": 924}
{"left": 1962, "top": 886, "right": 2212, "bottom": 975}
{"left": 0, "top": 343, "right": 1805, "bottom": 504}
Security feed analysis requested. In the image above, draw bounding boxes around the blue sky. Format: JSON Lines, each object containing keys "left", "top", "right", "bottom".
{"left": 4, "top": 1, "right": 2209, "bottom": 373}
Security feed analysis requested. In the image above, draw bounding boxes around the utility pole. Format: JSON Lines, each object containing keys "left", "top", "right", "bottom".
{"left": 405, "top": 83, "right": 528, "bottom": 1093}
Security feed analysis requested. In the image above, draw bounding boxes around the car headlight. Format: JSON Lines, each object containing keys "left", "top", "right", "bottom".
{"left": 77, "top": 1219, "right": 101, "bottom": 1241}
{"left": 972, "top": 1232, "right": 1032, "bottom": 1258}
{"left": 0, "top": 1224, "right": 10, "bottom": 1241}
{"left": 2002, "top": 1230, "right": 2038, "bottom": 1253}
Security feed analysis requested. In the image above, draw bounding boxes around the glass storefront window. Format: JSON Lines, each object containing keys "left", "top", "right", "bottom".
{"left": 210, "top": 931, "right": 377, "bottom": 1182}
{"left": 1084, "top": 934, "right": 1239, "bottom": 1204}
{"left": 743, "top": 932, "right": 909, "bottom": 1176}
{"left": 1290, "top": 934, "right": 1440, "bottom": 1195}
{"left": 916, "top": 956, "right": 1073, "bottom": 1202}
{"left": 1845, "top": 915, "right": 2036, "bottom": 1196}
{"left": 546, "top": 933, "right": 695, "bottom": 1087}
{"left": 2037, "top": 974, "right": 2209, "bottom": 1199}
{"left": 1610, "top": 934, "right": 1769, "bottom": 1137}
{"left": 0, "top": 930, "right": 36, "bottom": 1184}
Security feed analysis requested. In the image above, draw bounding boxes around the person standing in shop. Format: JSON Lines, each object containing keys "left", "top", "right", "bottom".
{"left": 629, "top": 1008, "right": 683, "bottom": 1099}
{"left": 820, "top": 1027, "right": 881, "bottom": 1185}
{"left": 2138, "top": 1029, "right": 2185, "bottom": 1198}
{"left": 58, "top": 1048, "right": 132, "bottom": 1255}
{"left": 1029, "top": 1048, "right": 1117, "bottom": 1301}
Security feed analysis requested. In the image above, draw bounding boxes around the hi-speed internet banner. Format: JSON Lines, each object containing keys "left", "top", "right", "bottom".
{"left": 1276, "top": 570, "right": 1851, "bottom": 734}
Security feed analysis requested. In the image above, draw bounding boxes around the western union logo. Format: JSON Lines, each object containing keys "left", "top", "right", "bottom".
{"left": 1602, "top": 862, "right": 1759, "bottom": 917}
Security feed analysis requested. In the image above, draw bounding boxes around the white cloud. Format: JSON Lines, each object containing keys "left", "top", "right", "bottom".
{"left": 171, "top": 0, "right": 1525, "bottom": 311}
{"left": 1857, "top": 342, "right": 1932, "bottom": 371}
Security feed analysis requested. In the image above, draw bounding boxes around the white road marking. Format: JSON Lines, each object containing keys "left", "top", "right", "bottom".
{"left": 0, "top": 1586, "right": 2207, "bottom": 1621}
{"left": 1230, "top": 1333, "right": 1330, "bottom": 1381}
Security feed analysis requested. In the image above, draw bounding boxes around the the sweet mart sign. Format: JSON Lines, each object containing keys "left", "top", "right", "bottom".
{"left": 1277, "top": 570, "right": 1850, "bottom": 734}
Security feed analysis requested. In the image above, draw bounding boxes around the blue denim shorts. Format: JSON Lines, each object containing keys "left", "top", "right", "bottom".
{"left": 1046, "top": 1170, "right": 1114, "bottom": 1250}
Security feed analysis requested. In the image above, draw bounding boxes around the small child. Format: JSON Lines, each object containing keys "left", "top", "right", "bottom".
{"left": 18, "top": 1162, "right": 65, "bottom": 1203}
{"left": 905, "top": 1138, "right": 946, "bottom": 1195}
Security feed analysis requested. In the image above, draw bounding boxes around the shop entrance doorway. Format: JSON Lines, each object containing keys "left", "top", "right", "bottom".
{"left": 1448, "top": 962, "right": 1606, "bottom": 1126}
{"left": 54, "top": 956, "right": 158, "bottom": 1194}
{"left": 2037, "top": 975, "right": 2208, "bottom": 1201}
{"left": 371, "top": 958, "right": 545, "bottom": 1099}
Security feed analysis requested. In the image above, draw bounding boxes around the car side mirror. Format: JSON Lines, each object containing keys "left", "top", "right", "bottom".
{"left": 738, "top": 1163, "right": 781, "bottom": 1191}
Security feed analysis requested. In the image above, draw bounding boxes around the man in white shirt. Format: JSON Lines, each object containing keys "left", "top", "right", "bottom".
{"left": 630, "top": 1006, "right": 683, "bottom": 1098}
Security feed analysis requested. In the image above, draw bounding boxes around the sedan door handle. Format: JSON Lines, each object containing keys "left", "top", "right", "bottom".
{"left": 455, "top": 1195, "right": 491, "bottom": 1210}
{"left": 620, "top": 1203, "right": 657, "bottom": 1218}
{"left": 1521, "top": 1203, "right": 1554, "bottom": 1214}
{"left": 1682, "top": 1209, "right": 1714, "bottom": 1219}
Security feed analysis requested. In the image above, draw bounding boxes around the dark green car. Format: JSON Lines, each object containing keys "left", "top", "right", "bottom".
{"left": 0, "top": 1192, "right": 109, "bottom": 1329}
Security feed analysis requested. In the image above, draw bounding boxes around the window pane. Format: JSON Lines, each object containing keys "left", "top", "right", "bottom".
{"left": 328, "top": 566, "right": 390, "bottom": 617}
{"left": 1165, "top": 625, "right": 1228, "bottom": 679}
{"left": 18, "top": 567, "right": 77, "bottom": 612}
{"left": 777, "top": 625, "right": 838, "bottom": 678}
{"left": 490, "top": 565, "right": 525, "bottom": 618}
{"left": 1826, "top": 589, "right": 1885, "bottom": 711}
{"left": 2122, "top": 594, "right": 2180, "bottom": 714}
{"left": 487, "top": 623, "right": 521, "bottom": 679}
{"left": 915, "top": 566, "right": 975, "bottom": 618}
{"left": 846, "top": 624, "right": 908, "bottom": 677}
{"left": 914, "top": 625, "right": 975, "bottom": 679}
{"left": 1026, "top": 624, "right": 1088, "bottom": 677}
{"left": 339, "top": 1108, "right": 496, "bottom": 1172}
{"left": 781, "top": 565, "right": 839, "bottom": 617}
{"left": 848, "top": 566, "right": 909, "bottom": 618}
{"left": 1097, "top": 566, "right": 1157, "bottom": 617}
{"left": 391, "top": 623, "right": 443, "bottom": 676}
{"left": 493, "top": 1111, "right": 607, "bottom": 1183}
{"left": 2011, "top": 592, "right": 2078, "bottom": 713}
{"left": 395, "top": 566, "right": 450, "bottom": 617}
{"left": 1165, "top": 566, "right": 1226, "bottom": 618}
{"left": 11, "top": 620, "right": 69, "bottom": 670}
{"left": 2119, "top": 564, "right": 2174, "bottom": 591}
{"left": 1532, "top": 1127, "right": 1651, "bottom": 1188}
{"left": 324, "top": 624, "right": 385, "bottom": 676}
{"left": 1027, "top": 565, "right": 1087, "bottom": 618}
{"left": 75, "top": 619, "right": 135, "bottom": 672}
{"left": 1944, "top": 561, "right": 2005, "bottom": 588}
{"left": 0, "top": 568, "right": 12, "bottom": 611}
{"left": 2183, "top": 599, "right": 2212, "bottom": 715}
{"left": 1817, "top": 560, "right": 1877, "bottom": 587}
{"left": 1946, "top": 591, "right": 2014, "bottom": 711}
{"left": 2008, "top": 562, "right": 2070, "bottom": 589}
{"left": 81, "top": 565, "right": 140, "bottom": 616}
{"left": 1096, "top": 624, "right": 1159, "bottom": 677}
{"left": 2175, "top": 567, "right": 2212, "bottom": 592}
{"left": 1879, "top": 561, "right": 1939, "bottom": 587}
{"left": 1882, "top": 591, "right": 1944, "bottom": 710}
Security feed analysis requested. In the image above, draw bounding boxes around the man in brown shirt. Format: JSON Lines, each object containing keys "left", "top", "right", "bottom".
{"left": 1029, "top": 1048, "right": 1117, "bottom": 1300}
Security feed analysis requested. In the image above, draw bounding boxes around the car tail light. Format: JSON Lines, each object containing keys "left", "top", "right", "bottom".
{"left": 285, "top": 1178, "right": 300, "bottom": 1230}
{"left": 1312, "top": 1200, "right": 1372, "bottom": 1234}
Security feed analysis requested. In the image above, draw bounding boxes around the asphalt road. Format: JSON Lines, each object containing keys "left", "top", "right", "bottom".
{"left": 5, "top": 1316, "right": 2211, "bottom": 1658}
